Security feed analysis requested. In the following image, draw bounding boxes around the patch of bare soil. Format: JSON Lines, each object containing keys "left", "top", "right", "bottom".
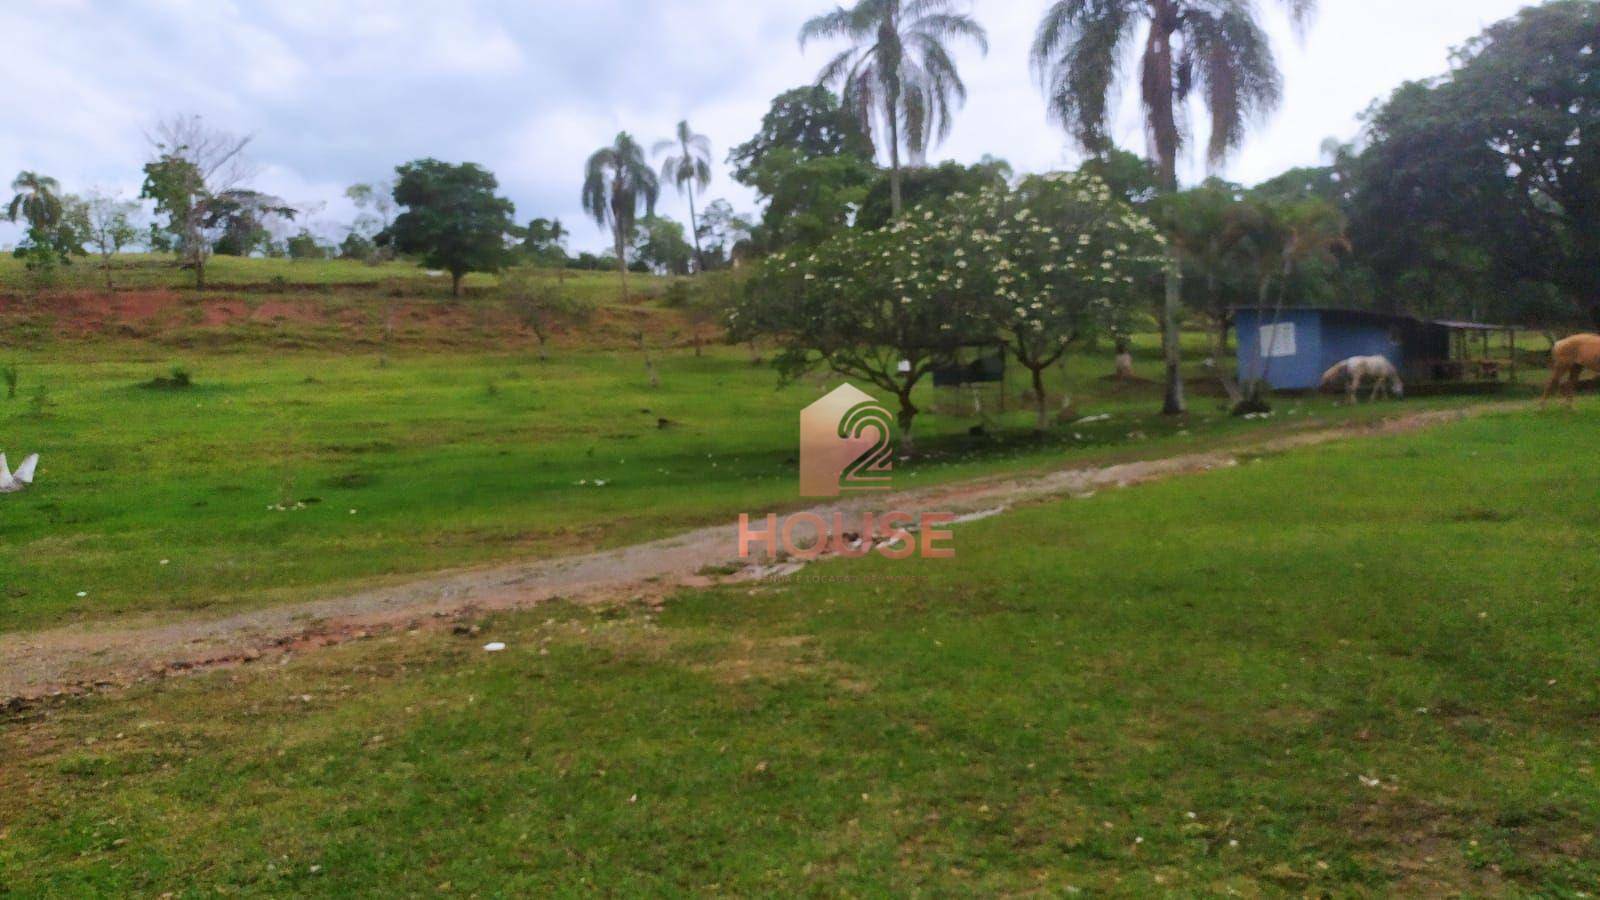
{"left": 1, "top": 286, "right": 711, "bottom": 351}
{"left": 0, "top": 403, "right": 1520, "bottom": 706}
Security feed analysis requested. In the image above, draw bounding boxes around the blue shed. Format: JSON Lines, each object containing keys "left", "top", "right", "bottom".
{"left": 1234, "top": 307, "right": 1451, "bottom": 391}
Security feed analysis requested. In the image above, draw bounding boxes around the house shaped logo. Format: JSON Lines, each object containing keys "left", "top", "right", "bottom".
{"left": 799, "top": 383, "right": 894, "bottom": 498}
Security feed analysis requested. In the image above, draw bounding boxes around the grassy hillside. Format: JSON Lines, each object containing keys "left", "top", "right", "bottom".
{"left": 0, "top": 253, "right": 660, "bottom": 299}
{"left": 4, "top": 407, "right": 1597, "bottom": 894}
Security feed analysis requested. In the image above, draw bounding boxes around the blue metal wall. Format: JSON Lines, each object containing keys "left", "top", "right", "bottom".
{"left": 1235, "top": 308, "right": 1323, "bottom": 390}
{"left": 1320, "top": 314, "right": 1402, "bottom": 374}
{"left": 1236, "top": 309, "right": 1405, "bottom": 390}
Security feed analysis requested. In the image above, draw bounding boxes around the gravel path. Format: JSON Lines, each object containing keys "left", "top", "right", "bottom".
{"left": 0, "top": 405, "right": 1512, "bottom": 703}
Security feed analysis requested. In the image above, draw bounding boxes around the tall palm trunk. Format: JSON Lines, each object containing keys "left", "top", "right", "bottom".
{"left": 1148, "top": 1, "right": 1186, "bottom": 415}
{"left": 611, "top": 177, "right": 631, "bottom": 302}
{"left": 686, "top": 185, "right": 704, "bottom": 274}
{"left": 614, "top": 223, "right": 630, "bottom": 302}
{"left": 878, "top": 5, "right": 908, "bottom": 220}
{"left": 886, "top": 91, "right": 904, "bottom": 218}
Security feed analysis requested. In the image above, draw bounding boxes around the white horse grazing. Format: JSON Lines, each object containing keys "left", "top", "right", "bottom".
{"left": 1321, "top": 356, "right": 1404, "bottom": 404}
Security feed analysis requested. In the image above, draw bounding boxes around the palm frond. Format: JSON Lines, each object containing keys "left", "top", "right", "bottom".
{"left": 910, "top": 14, "right": 989, "bottom": 54}
{"left": 1182, "top": 1, "right": 1283, "bottom": 168}
{"left": 1278, "top": 0, "right": 1318, "bottom": 39}
{"left": 582, "top": 148, "right": 618, "bottom": 229}
{"left": 800, "top": 0, "right": 985, "bottom": 171}
{"left": 1032, "top": 0, "right": 1134, "bottom": 153}
{"left": 799, "top": 7, "right": 856, "bottom": 49}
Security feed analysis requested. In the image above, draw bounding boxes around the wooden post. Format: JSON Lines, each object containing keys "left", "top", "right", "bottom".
{"left": 1509, "top": 328, "right": 1518, "bottom": 384}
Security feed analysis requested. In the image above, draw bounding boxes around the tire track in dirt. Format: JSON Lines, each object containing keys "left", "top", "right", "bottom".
{"left": 0, "top": 403, "right": 1521, "bottom": 704}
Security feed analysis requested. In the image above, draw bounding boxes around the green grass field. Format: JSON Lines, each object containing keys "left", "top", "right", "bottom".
{"left": 3, "top": 406, "right": 1597, "bottom": 895}
{"left": 0, "top": 256, "right": 1545, "bottom": 635}
{"left": 2, "top": 334, "right": 1474, "bottom": 634}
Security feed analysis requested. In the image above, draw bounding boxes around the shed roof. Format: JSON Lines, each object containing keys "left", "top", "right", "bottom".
{"left": 1431, "top": 319, "right": 1509, "bottom": 331}
{"left": 1230, "top": 306, "right": 1419, "bottom": 325}
{"left": 1232, "top": 307, "right": 1516, "bottom": 331}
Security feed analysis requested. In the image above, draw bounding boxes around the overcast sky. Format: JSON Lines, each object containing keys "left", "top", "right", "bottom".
{"left": 0, "top": 0, "right": 1539, "bottom": 253}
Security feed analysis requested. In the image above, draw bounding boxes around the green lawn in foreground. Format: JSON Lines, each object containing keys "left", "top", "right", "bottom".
{"left": 0, "top": 336, "right": 1495, "bottom": 634}
{"left": 2, "top": 406, "right": 1596, "bottom": 895}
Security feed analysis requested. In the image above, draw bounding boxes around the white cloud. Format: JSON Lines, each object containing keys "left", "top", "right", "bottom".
{"left": 0, "top": 0, "right": 1541, "bottom": 252}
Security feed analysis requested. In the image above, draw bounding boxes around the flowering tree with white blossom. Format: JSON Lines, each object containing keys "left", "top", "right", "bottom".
{"left": 960, "top": 173, "right": 1163, "bottom": 430}
{"left": 734, "top": 214, "right": 990, "bottom": 450}
{"left": 735, "top": 170, "right": 1159, "bottom": 443}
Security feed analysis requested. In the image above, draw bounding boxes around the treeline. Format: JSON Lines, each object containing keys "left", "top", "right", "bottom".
{"left": 5, "top": 0, "right": 1594, "bottom": 336}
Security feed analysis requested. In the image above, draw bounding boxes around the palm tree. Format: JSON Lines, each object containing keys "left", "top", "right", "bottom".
{"left": 582, "top": 133, "right": 660, "bottom": 301}
{"left": 1031, "top": 0, "right": 1317, "bottom": 415}
{"left": 1243, "top": 195, "right": 1348, "bottom": 400}
{"left": 7, "top": 171, "right": 63, "bottom": 230}
{"left": 799, "top": 0, "right": 988, "bottom": 218}
{"left": 654, "top": 121, "right": 713, "bottom": 274}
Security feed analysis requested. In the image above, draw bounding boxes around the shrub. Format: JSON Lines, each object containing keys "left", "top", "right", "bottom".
{"left": 142, "top": 366, "right": 193, "bottom": 390}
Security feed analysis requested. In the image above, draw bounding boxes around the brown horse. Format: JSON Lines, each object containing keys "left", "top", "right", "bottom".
{"left": 1542, "top": 334, "right": 1600, "bottom": 406}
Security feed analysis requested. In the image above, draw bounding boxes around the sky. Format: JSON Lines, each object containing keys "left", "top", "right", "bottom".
{"left": 0, "top": 0, "right": 1541, "bottom": 253}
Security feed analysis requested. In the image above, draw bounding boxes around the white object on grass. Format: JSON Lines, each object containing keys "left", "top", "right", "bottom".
{"left": 0, "top": 453, "right": 39, "bottom": 493}
{"left": 482, "top": 642, "right": 506, "bottom": 652}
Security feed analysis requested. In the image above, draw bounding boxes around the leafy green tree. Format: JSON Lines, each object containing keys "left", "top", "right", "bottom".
{"left": 695, "top": 199, "right": 755, "bottom": 269}
{"left": 140, "top": 116, "right": 265, "bottom": 290}
{"left": 210, "top": 190, "right": 296, "bottom": 256}
{"left": 729, "top": 86, "right": 874, "bottom": 186}
{"left": 582, "top": 132, "right": 660, "bottom": 301}
{"left": 7, "top": 172, "right": 82, "bottom": 281}
{"left": 1031, "top": 0, "right": 1318, "bottom": 414}
{"left": 286, "top": 229, "right": 329, "bottom": 260}
{"left": 385, "top": 159, "right": 517, "bottom": 297}
{"left": 1155, "top": 179, "right": 1253, "bottom": 398}
{"left": 750, "top": 150, "right": 876, "bottom": 252}
{"left": 800, "top": 0, "right": 988, "bottom": 217}
{"left": 632, "top": 215, "right": 695, "bottom": 276}
{"left": 1080, "top": 148, "right": 1161, "bottom": 207}
{"left": 345, "top": 182, "right": 394, "bottom": 233}
{"left": 1236, "top": 195, "right": 1348, "bottom": 400}
{"left": 655, "top": 121, "right": 713, "bottom": 273}
{"left": 7, "top": 171, "right": 63, "bottom": 231}
{"left": 147, "top": 223, "right": 177, "bottom": 254}
{"left": 730, "top": 87, "right": 878, "bottom": 253}
{"left": 1351, "top": 0, "right": 1600, "bottom": 326}
{"left": 78, "top": 190, "right": 143, "bottom": 290}
{"left": 345, "top": 181, "right": 396, "bottom": 260}
{"left": 735, "top": 203, "right": 991, "bottom": 448}
{"left": 854, "top": 157, "right": 1011, "bottom": 231}
{"left": 520, "top": 218, "right": 570, "bottom": 267}
{"left": 339, "top": 231, "right": 376, "bottom": 261}
{"left": 988, "top": 174, "right": 1161, "bottom": 429}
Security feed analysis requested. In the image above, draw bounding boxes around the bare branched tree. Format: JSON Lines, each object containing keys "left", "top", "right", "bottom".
{"left": 141, "top": 115, "right": 256, "bottom": 291}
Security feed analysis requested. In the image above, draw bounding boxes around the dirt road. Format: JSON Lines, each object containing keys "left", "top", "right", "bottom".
{"left": 0, "top": 405, "right": 1515, "bottom": 703}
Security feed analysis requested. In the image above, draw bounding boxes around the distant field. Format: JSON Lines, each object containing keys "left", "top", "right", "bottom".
{"left": 4, "top": 406, "right": 1597, "bottom": 894}
{"left": 0, "top": 253, "right": 611, "bottom": 293}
